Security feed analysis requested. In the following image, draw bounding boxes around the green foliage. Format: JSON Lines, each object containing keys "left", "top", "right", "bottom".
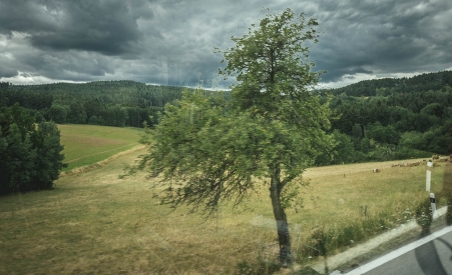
{"left": 351, "top": 123, "right": 363, "bottom": 139}
{"left": 414, "top": 198, "right": 433, "bottom": 232}
{"left": 235, "top": 260, "right": 280, "bottom": 275}
{"left": 30, "top": 121, "right": 67, "bottom": 189}
{"left": 49, "top": 103, "right": 68, "bottom": 124}
{"left": 0, "top": 123, "right": 36, "bottom": 193}
{"left": 301, "top": 207, "right": 422, "bottom": 260}
{"left": 135, "top": 9, "right": 332, "bottom": 214}
{"left": 367, "top": 123, "right": 400, "bottom": 145}
{"left": 3, "top": 80, "right": 198, "bottom": 128}
{"left": 0, "top": 84, "right": 53, "bottom": 110}
{"left": 4, "top": 70, "right": 452, "bottom": 161}
{"left": 327, "top": 74, "right": 452, "bottom": 161}
{"left": 399, "top": 131, "right": 427, "bottom": 151}
{"left": 67, "top": 102, "right": 87, "bottom": 124}
{"left": 139, "top": 89, "right": 268, "bottom": 213}
{"left": 280, "top": 181, "right": 304, "bottom": 210}
{"left": 330, "top": 71, "right": 452, "bottom": 97}
{"left": 392, "top": 146, "right": 431, "bottom": 160}
{"left": 134, "top": 9, "right": 333, "bottom": 267}
{"left": 217, "top": 9, "right": 322, "bottom": 113}
{"left": 315, "top": 130, "right": 356, "bottom": 165}
{"left": 444, "top": 107, "right": 452, "bottom": 120}
{"left": 0, "top": 104, "right": 66, "bottom": 195}
{"left": 100, "top": 105, "right": 127, "bottom": 127}
{"left": 87, "top": 115, "right": 105, "bottom": 125}
{"left": 360, "top": 137, "right": 375, "bottom": 154}
{"left": 331, "top": 130, "right": 356, "bottom": 164}
{"left": 421, "top": 102, "right": 443, "bottom": 117}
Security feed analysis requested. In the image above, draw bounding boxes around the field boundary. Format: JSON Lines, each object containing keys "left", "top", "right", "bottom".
{"left": 59, "top": 144, "right": 147, "bottom": 177}
{"left": 64, "top": 143, "right": 140, "bottom": 163}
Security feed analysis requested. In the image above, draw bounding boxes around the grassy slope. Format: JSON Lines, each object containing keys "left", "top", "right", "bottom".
{"left": 58, "top": 124, "right": 143, "bottom": 171}
{"left": 0, "top": 148, "right": 449, "bottom": 274}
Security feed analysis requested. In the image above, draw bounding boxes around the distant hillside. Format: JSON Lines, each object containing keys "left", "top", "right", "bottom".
{"left": 1, "top": 72, "right": 451, "bottom": 164}
{"left": 0, "top": 80, "right": 201, "bottom": 128}
{"left": 320, "top": 71, "right": 452, "bottom": 165}
{"left": 2, "top": 80, "right": 190, "bottom": 109}
{"left": 330, "top": 70, "right": 452, "bottom": 97}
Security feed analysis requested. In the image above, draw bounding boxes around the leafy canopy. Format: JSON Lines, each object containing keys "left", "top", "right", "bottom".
{"left": 135, "top": 8, "right": 333, "bottom": 215}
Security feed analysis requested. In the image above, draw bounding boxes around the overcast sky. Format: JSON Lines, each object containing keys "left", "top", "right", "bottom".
{"left": 1, "top": 0, "right": 452, "bottom": 89}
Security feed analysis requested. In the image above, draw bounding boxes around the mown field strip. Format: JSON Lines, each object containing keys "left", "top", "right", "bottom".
{"left": 65, "top": 143, "right": 139, "bottom": 163}
{"left": 58, "top": 124, "right": 143, "bottom": 171}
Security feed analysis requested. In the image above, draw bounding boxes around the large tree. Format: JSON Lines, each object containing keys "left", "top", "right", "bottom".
{"left": 136, "top": 9, "right": 332, "bottom": 266}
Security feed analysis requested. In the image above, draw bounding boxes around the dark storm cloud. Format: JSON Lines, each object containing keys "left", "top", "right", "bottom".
{"left": 310, "top": 0, "right": 452, "bottom": 84}
{"left": 1, "top": 0, "right": 452, "bottom": 87}
{"left": 0, "top": 0, "right": 58, "bottom": 35}
{"left": 0, "top": 0, "right": 157, "bottom": 56}
{"left": 0, "top": 66, "right": 17, "bottom": 78}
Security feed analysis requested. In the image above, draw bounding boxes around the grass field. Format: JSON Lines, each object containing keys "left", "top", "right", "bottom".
{"left": 0, "top": 147, "right": 450, "bottom": 274}
{"left": 58, "top": 124, "right": 143, "bottom": 171}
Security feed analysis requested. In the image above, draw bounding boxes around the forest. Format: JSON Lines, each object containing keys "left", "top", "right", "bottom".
{"left": 0, "top": 81, "right": 192, "bottom": 128}
{"left": 1, "top": 70, "right": 452, "bottom": 166}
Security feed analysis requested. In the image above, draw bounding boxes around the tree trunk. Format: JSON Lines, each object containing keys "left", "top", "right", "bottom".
{"left": 269, "top": 166, "right": 292, "bottom": 266}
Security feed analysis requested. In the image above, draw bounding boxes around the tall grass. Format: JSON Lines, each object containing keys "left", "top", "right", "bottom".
{"left": 293, "top": 160, "right": 448, "bottom": 263}
{"left": 0, "top": 148, "right": 448, "bottom": 274}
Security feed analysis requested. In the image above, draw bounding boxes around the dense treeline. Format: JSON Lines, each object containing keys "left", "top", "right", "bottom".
{"left": 1, "top": 71, "right": 452, "bottom": 166}
{"left": 330, "top": 71, "right": 452, "bottom": 97}
{"left": 0, "top": 81, "right": 194, "bottom": 128}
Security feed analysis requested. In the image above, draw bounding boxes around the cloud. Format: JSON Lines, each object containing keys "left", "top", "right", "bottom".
{"left": 1, "top": 0, "right": 158, "bottom": 56}
{"left": 0, "top": 0, "right": 452, "bottom": 88}
{"left": 310, "top": 0, "right": 452, "bottom": 84}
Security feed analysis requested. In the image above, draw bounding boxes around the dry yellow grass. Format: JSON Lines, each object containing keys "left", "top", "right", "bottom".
{"left": 0, "top": 149, "right": 448, "bottom": 274}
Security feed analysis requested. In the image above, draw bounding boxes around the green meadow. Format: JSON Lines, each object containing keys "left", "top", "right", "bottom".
{"left": 58, "top": 124, "right": 143, "bottom": 171}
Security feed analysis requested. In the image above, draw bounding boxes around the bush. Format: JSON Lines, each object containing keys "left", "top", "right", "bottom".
{"left": 414, "top": 198, "right": 433, "bottom": 234}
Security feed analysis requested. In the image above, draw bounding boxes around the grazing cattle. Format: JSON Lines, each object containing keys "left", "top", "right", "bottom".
{"left": 432, "top": 155, "right": 440, "bottom": 160}
{"left": 373, "top": 168, "right": 380, "bottom": 173}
